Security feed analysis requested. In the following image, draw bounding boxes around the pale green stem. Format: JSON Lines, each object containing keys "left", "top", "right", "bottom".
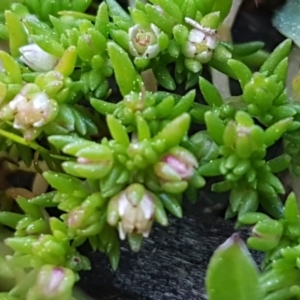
{"left": 0, "top": 129, "right": 48, "bottom": 154}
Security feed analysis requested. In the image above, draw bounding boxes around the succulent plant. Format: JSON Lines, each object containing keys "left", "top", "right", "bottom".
{"left": 0, "top": 0, "right": 299, "bottom": 299}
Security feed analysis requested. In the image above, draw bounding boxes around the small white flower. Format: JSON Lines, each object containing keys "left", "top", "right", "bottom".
{"left": 0, "top": 84, "right": 58, "bottom": 139}
{"left": 128, "top": 24, "right": 161, "bottom": 59}
{"left": 107, "top": 184, "right": 155, "bottom": 240}
{"left": 10, "top": 91, "right": 57, "bottom": 129}
{"left": 20, "top": 43, "right": 59, "bottom": 72}
{"left": 182, "top": 17, "right": 218, "bottom": 63}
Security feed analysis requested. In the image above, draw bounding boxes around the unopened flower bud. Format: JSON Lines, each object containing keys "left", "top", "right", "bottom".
{"left": 27, "top": 265, "right": 75, "bottom": 300}
{"left": 154, "top": 146, "right": 198, "bottom": 181}
{"left": 20, "top": 43, "right": 59, "bottom": 72}
{"left": 107, "top": 183, "right": 155, "bottom": 240}
{"left": 153, "top": 147, "right": 198, "bottom": 193}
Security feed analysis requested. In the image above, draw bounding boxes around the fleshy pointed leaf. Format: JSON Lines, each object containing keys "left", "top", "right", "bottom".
{"left": 107, "top": 41, "right": 141, "bottom": 96}
{"left": 206, "top": 234, "right": 263, "bottom": 300}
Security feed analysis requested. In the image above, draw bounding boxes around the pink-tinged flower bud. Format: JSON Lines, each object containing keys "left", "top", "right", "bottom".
{"left": 182, "top": 17, "right": 218, "bottom": 63}
{"left": 27, "top": 265, "right": 75, "bottom": 300}
{"left": 129, "top": 24, "right": 161, "bottom": 59}
{"left": 107, "top": 184, "right": 155, "bottom": 240}
{"left": 154, "top": 146, "right": 198, "bottom": 182}
{"left": 20, "top": 43, "right": 59, "bottom": 72}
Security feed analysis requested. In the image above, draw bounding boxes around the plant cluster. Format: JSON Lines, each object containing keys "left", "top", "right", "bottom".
{"left": 206, "top": 193, "right": 300, "bottom": 300}
{"left": 0, "top": 0, "right": 299, "bottom": 299}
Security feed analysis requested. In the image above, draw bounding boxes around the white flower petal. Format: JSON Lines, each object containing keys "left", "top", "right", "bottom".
{"left": 182, "top": 42, "right": 196, "bottom": 58}
{"left": 196, "top": 50, "right": 213, "bottom": 63}
{"left": 129, "top": 41, "right": 140, "bottom": 57}
{"left": 128, "top": 24, "right": 141, "bottom": 39}
{"left": 142, "top": 229, "right": 151, "bottom": 238}
{"left": 118, "top": 222, "right": 126, "bottom": 240}
{"left": 118, "top": 193, "right": 130, "bottom": 216}
{"left": 9, "top": 94, "right": 26, "bottom": 110}
{"left": 20, "top": 43, "right": 58, "bottom": 72}
{"left": 32, "top": 92, "right": 51, "bottom": 110}
{"left": 144, "top": 44, "right": 160, "bottom": 59}
{"left": 206, "top": 35, "right": 218, "bottom": 50}
{"left": 188, "top": 29, "right": 205, "bottom": 43}
{"left": 33, "top": 119, "right": 45, "bottom": 127}
{"left": 185, "top": 17, "right": 216, "bottom": 34}
{"left": 150, "top": 23, "right": 161, "bottom": 36}
{"left": 140, "top": 195, "right": 154, "bottom": 220}
{"left": 13, "top": 120, "right": 24, "bottom": 130}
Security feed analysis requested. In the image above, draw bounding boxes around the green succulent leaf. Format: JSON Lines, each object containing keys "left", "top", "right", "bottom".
{"left": 206, "top": 234, "right": 263, "bottom": 300}
{"left": 107, "top": 41, "right": 141, "bottom": 96}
